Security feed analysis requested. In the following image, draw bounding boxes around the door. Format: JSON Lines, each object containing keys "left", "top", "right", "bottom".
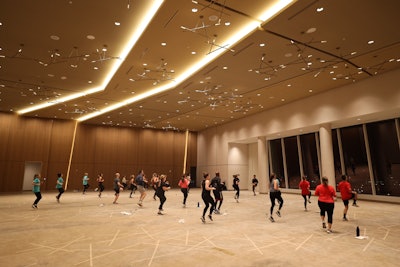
{"left": 22, "top": 162, "right": 42, "bottom": 191}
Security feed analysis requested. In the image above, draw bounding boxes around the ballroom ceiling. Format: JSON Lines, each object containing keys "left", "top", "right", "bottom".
{"left": 1, "top": 0, "right": 399, "bottom": 131}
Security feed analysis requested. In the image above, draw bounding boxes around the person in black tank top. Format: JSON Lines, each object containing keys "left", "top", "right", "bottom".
{"left": 201, "top": 172, "right": 216, "bottom": 223}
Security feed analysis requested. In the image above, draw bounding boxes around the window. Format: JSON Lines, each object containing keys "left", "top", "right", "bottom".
{"left": 284, "top": 136, "right": 300, "bottom": 189}
{"left": 367, "top": 119, "right": 400, "bottom": 196}
{"left": 300, "top": 133, "right": 320, "bottom": 190}
{"left": 269, "top": 139, "right": 285, "bottom": 188}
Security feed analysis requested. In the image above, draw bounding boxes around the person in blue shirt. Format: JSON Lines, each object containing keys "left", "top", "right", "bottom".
{"left": 32, "top": 174, "right": 42, "bottom": 209}
{"left": 55, "top": 173, "right": 64, "bottom": 203}
{"left": 82, "top": 172, "right": 90, "bottom": 194}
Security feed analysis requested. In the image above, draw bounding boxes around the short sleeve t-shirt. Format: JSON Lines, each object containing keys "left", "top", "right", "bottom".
{"left": 56, "top": 177, "right": 63, "bottom": 189}
{"left": 32, "top": 178, "right": 40, "bottom": 193}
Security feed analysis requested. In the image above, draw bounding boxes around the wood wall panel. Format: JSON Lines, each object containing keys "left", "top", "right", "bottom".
{"left": 0, "top": 112, "right": 197, "bottom": 192}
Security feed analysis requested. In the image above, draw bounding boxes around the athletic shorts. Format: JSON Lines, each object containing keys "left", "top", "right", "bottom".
{"left": 137, "top": 185, "right": 146, "bottom": 193}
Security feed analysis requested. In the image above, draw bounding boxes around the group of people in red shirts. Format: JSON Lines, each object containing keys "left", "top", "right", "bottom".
{"left": 299, "top": 174, "right": 358, "bottom": 233}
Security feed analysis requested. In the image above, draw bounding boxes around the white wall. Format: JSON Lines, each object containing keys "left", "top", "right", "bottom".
{"left": 197, "top": 68, "right": 400, "bottom": 191}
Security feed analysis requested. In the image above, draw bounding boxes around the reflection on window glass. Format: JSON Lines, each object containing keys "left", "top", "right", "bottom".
{"left": 367, "top": 119, "right": 400, "bottom": 196}
{"left": 269, "top": 139, "right": 285, "bottom": 188}
{"left": 284, "top": 136, "right": 300, "bottom": 189}
{"left": 300, "top": 133, "right": 320, "bottom": 190}
{"left": 332, "top": 129, "right": 343, "bottom": 185}
{"left": 340, "top": 125, "right": 371, "bottom": 194}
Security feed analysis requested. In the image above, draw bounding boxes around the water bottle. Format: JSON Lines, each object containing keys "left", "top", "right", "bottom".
{"left": 356, "top": 226, "right": 360, "bottom": 237}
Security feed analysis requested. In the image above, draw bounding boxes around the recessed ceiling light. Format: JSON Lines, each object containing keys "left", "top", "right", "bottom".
{"left": 61, "top": 76, "right": 67, "bottom": 80}
{"left": 223, "top": 66, "right": 228, "bottom": 70}
{"left": 93, "top": 67, "right": 98, "bottom": 70}
{"left": 224, "top": 22, "right": 230, "bottom": 26}
{"left": 50, "top": 35, "right": 60, "bottom": 41}
{"left": 114, "top": 22, "right": 121, "bottom": 26}
{"left": 191, "top": 51, "right": 196, "bottom": 55}
{"left": 284, "top": 53, "right": 292, "bottom": 57}
{"left": 351, "top": 51, "right": 357, "bottom": 55}
{"left": 88, "top": 81, "right": 92, "bottom": 83}
{"left": 367, "top": 40, "right": 375, "bottom": 45}
{"left": 259, "top": 43, "right": 265, "bottom": 47}
{"left": 161, "top": 42, "right": 167, "bottom": 46}
{"left": 192, "top": 8, "right": 198, "bottom": 12}
{"left": 306, "top": 27, "right": 316, "bottom": 34}
{"left": 309, "top": 89, "right": 313, "bottom": 93}
{"left": 48, "top": 74, "right": 54, "bottom": 77}
{"left": 316, "top": 7, "right": 324, "bottom": 12}
{"left": 209, "top": 15, "right": 218, "bottom": 21}
{"left": 86, "top": 35, "right": 95, "bottom": 40}
{"left": 281, "top": 99, "right": 285, "bottom": 102}
{"left": 143, "top": 63, "right": 147, "bottom": 66}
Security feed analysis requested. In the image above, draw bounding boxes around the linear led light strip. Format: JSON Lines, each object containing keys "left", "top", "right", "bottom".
{"left": 17, "top": 0, "right": 165, "bottom": 115}
{"left": 77, "top": 0, "right": 295, "bottom": 122}
{"left": 18, "top": 0, "right": 295, "bottom": 120}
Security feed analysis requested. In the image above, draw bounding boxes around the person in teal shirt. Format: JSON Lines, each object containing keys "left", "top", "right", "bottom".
{"left": 82, "top": 172, "right": 90, "bottom": 194}
{"left": 32, "top": 174, "right": 42, "bottom": 209}
{"left": 55, "top": 173, "right": 64, "bottom": 202}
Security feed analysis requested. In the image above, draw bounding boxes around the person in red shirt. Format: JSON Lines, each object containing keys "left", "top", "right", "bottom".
{"left": 337, "top": 174, "right": 359, "bottom": 221}
{"left": 315, "top": 176, "right": 336, "bottom": 233}
{"left": 299, "top": 176, "right": 311, "bottom": 211}
{"left": 178, "top": 174, "right": 190, "bottom": 207}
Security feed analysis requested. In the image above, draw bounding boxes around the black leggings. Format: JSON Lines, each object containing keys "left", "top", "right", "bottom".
{"left": 57, "top": 188, "right": 64, "bottom": 199}
{"left": 33, "top": 192, "right": 42, "bottom": 205}
{"left": 318, "top": 201, "right": 334, "bottom": 224}
{"left": 202, "top": 194, "right": 215, "bottom": 217}
{"left": 302, "top": 192, "right": 311, "bottom": 207}
{"left": 181, "top": 188, "right": 188, "bottom": 204}
{"left": 233, "top": 184, "right": 240, "bottom": 198}
{"left": 270, "top": 191, "right": 283, "bottom": 215}
{"left": 158, "top": 194, "right": 166, "bottom": 210}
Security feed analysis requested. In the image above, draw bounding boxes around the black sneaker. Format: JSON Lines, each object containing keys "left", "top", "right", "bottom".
{"left": 322, "top": 222, "right": 326, "bottom": 229}
{"left": 201, "top": 217, "right": 206, "bottom": 223}
{"left": 276, "top": 210, "right": 281, "bottom": 217}
{"left": 208, "top": 214, "right": 213, "bottom": 221}
{"left": 269, "top": 216, "right": 275, "bottom": 222}
{"left": 32, "top": 204, "right": 37, "bottom": 209}
{"left": 158, "top": 211, "right": 164, "bottom": 215}
{"left": 352, "top": 203, "right": 359, "bottom": 207}
{"left": 343, "top": 217, "right": 348, "bottom": 221}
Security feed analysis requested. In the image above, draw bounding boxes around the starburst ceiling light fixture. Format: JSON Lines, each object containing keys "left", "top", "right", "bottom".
{"left": 17, "top": 0, "right": 164, "bottom": 115}
{"left": 77, "top": 0, "right": 295, "bottom": 122}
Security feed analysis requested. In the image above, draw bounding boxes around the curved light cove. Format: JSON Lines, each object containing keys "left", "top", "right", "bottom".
{"left": 17, "top": 0, "right": 165, "bottom": 115}
{"left": 77, "top": 0, "right": 295, "bottom": 122}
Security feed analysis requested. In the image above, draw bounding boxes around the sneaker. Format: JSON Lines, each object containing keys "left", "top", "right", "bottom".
{"left": 201, "top": 216, "right": 206, "bottom": 223}
{"left": 326, "top": 229, "right": 333, "bottom": 234}
{"left": 158, "top": 211, "right": 164, "bottom": 215}
{"left": 214, "top": 209, "right": 220, "bottom": 214}
{"left": 343, "top": 217, "right": 348, "bottom": 221}
{"left": 183, "top": 204, "right": 186, "bottom": 208}
{"left": 208, "top": 214, "right": 213, "bottom": 221}
{"left": 236, "top": 199, "right": 239, "bottom": 203}
{"left": 322, "top": 222, "right": 326, "bottom": 229}
{"left": 137, "top": 202, "right": 142, "bottom": 207}
{"left": 56, "top": 196, "right": 60, "bottom": 203}
{"left": 269, "top": 216, "right": 275, "bottom": 222}
{"left": 308, "top": 200, "right": 311, "bottom": 203}
{"left": 352, "top": 203, "right": 359, "bottom": 207}
{"left": 276, "top": 210, "right": 281, "bottom": 217}
{"left": 113, "top": 202, "right": 118, "bottom": 204}
{"left": 32, "top": 204, "right": 37, "bottom": 209}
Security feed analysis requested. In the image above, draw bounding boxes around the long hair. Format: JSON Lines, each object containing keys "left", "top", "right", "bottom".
{"left": 321, "top": 176, "right": 329, "bottom": 186}
{"left": 269, "top": 173, "right": 276, "bottom": 182}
